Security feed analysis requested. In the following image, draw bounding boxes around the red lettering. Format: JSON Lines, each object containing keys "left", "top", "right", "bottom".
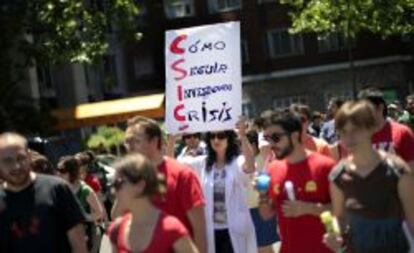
{"left": 170, "top": 35, "right": 187, "bottom": 54}
{"left": 177, "top": 85, "right": 183, "bottom": 101}
{"left": 179, "top": 125, "right": 189, "bottom": 131}
{"left": 174, "top": 104, "right": 186, "bottom": 121}
{"left": 171, "top": 59, "right": 187, "bottom": 81}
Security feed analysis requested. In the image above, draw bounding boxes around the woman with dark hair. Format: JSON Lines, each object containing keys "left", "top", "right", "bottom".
{"left": 107, "top": 154, "right": 199, "bottom": 253}
{"left": 30, "top": 150, "right": 55, "bottom": 175}
{"left": 180, "top": 120, "right": 257, "bottom": 253}
{"left": 57, "top": 155, "right": 106, "bottom": 252}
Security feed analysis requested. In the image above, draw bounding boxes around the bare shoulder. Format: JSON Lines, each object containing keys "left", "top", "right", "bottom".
{"left": 382, "top": 151, "right": 413, "bottom": 175}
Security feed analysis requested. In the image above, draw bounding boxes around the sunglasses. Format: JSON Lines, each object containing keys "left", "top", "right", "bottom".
{"left": 110, "top": 177, "right": 126, "bottom": 192}
{"left": 263, "top": 132, "right": 289, "bottom": 143}
{"left": 209, "top": 132, "right": 227, "bottom": 140}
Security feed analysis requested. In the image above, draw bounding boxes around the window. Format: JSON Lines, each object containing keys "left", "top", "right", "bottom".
{"left": 36, "top": 64, "right": 56, "bottom": 98}
{"left": 242, "top": 102, "right": 255, "bottom": 118}
{"left": 103, "top": 55, "right": 118, "bottom": 90}
{"left": 209, "top": 0, "right": 241, "bottom": 13}
{"left": 241, "top": 40, "right": 249, "bottom": 64}
{"left": 273, "top": 95, "right": 308, "bottom": 109}
{"left": 134, "top": 54, "right": 154, "bottom": 78}
{"left": 318, "top": 33, "right": 348, "bottom": 53}
{"left": 164, "top": 0, "right": 195, "bottom": 18}
{"left": 267, "top": 29, "right": 304, "bottom": 58}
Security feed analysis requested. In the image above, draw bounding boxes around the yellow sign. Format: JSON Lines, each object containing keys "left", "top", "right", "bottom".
{"left": 305, "top": 181, "right": 317, "bottom": 192}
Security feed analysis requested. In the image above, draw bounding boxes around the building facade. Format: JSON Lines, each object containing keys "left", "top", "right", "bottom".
{"left": 128, "top": 0, "right": 414, "bottom": 116}
{"left": 28, "top": 0, "right": 414, "bottom": 118}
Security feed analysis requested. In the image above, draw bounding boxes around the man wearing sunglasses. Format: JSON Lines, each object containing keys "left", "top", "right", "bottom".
{"left": 112, "top": 116, "right": 207, "bottom": 253}
{"left": 177, "top": 133, "right": 206, "bottom": 159}
{"left": 258, "top": 112, "right": 335, "bottom": 253}
{"left": 0, "top": 133, "right": 88, "bottom": 253}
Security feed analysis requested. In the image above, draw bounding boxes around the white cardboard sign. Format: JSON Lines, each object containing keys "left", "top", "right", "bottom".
{"left": 165, "top": 22, "right": 241, "bottom": 134}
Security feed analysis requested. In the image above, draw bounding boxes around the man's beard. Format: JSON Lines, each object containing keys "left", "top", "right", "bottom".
{"left": 274, "top": 138, "right": 294, "bottom": 160}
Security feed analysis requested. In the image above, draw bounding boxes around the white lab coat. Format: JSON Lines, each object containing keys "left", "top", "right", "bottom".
{"left": 180, "top": 155, "right": 257, "bottom": 253}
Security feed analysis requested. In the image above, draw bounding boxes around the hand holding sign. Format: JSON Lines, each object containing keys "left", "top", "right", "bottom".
{"left": 235, "top": 116, "right": 248, "bottom": 139}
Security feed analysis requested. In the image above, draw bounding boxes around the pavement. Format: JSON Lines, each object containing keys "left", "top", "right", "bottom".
{"left": 99, "top": 234, "right": 281, "bottom": 252}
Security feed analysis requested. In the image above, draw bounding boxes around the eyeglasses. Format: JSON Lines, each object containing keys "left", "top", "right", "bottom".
{"left": 263, "top": 132, "right": 289, "bottom": 143}
{"left": 209, "top": 132, "right": 227, "bottom": 140}
{"left": 110, "top": 177, "right": 126, "bottom": 192}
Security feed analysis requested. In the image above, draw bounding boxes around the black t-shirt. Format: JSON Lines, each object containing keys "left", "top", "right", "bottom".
{"left": 0, "top": 174, "right": 86, "bottom": 253}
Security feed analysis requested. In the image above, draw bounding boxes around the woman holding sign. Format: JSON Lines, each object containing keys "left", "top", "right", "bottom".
{"left": 324, "top": 100, "right": 414, "bottom": 253}
{"left": 179, "top": 119, "right": 257, "bottom": 253}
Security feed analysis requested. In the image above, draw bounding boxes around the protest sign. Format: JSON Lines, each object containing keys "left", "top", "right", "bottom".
{"left": 165, "top": 21, "right": 241, "bottom": 134}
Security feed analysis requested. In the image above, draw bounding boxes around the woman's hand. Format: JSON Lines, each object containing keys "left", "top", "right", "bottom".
{"left": 235, "top": 116, "right": 248, "bottom": 139}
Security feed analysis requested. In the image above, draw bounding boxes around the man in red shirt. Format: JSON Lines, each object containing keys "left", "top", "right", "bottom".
{"left": 358, "top": 88, "right": 414, "bottom": 169}
{"left": 259, "top": 111, "right": 335, "bottom": 253}
{"left": 112, "top": 116, "right": 207, "bottom": 253}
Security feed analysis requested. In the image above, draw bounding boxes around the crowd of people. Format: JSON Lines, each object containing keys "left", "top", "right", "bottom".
{"left": 1, "top": 87, "right": 414, "bottom": 253}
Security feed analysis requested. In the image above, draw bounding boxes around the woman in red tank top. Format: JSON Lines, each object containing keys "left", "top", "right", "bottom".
{"left": 107, "top": 154, "right": 199, "bottom": 253}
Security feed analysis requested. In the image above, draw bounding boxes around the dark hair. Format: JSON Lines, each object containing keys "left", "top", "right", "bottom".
{"left": 57, "top": 156, "right": 80, "bottom": 183}
{"left": 112, "top": 154, "right": 166, "bottom": 197}
{"left": 263, "top": 111, "right": 303, "bottom": 135}
{"left": 75, "top": 152, "right": 92, "bottom": 167}
{"left": 127, "top": 116, "right": 163, "bottom": 149}
{"left": 335, "top": 100, "right": 377, "bottom": 131}
{"left": 246, "top": 130, "right": 259, "bottom": 151}
{"left": 30, "top": 151, "right": 55, "bottom": 175}
{"left": 312, "top": 111, "right": 322, "bottom": 120}
{"left": 329, "top": 97, "right": 345, "bottom": 109}
{"left": 290, "top": 104, "right": 311, "bottom": 121}
{"left": 357, "top": 87, "right": 387, "bottom": 117}
{"left": 205, "top": 130, "right": 240, "bottom": 172}
{"left": 406, "top": 94, "right": 414, "bottom": 101}
{"left": 183, "top": 132, "right": 202, "bottom": 139}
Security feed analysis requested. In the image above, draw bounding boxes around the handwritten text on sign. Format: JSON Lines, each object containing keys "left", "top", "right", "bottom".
{"left": 165, "top": 22, "right": 241, "bottom": 134}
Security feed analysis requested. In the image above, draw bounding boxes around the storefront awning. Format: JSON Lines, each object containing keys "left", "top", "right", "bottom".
{"left": 52, "top": 93, "right": 165, "bottom": 130}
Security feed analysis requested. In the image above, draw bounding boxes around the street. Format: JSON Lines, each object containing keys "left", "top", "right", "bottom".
{"left": 99, "top": 234, "right": 281, "bottom": 253}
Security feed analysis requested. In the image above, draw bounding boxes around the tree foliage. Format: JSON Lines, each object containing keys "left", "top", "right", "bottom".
{"left": 1, "top": 0, "right": 141, "bottom": 64}
{"left": 0, "top": 0, "right": 141, "bottom": 134}
{"left": 86, "top": 126, "right": 125, "bottom": 149}
{"left": 279, "top": 0, "right": 414, "bottom": 38}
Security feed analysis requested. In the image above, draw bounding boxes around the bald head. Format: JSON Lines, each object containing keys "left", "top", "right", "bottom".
{"left": 0, "top": 132, "right": 28, "bottom": 150}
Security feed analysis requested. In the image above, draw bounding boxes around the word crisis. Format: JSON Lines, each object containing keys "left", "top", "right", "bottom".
{"left": 174, "top": 101, "right": 232, "bottom": 123}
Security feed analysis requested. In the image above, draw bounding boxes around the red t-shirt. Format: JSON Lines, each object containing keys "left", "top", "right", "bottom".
{"left": 84, "top": 174, "right": 102, "bottom": 193}
{"left": 267, "top": 152, "right": 335, "bottom": 253}
{"left": 152, "top": 157, "right": 205, "bottom": 234}
{"left": 372, "top": 120, "right": 414, "bottom": 163}
{"left": 108, "top": 212, "right": 189, "bottom": 253}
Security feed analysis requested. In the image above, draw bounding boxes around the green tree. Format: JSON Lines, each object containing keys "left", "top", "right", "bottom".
{"left": 280, "top": 0, "right": 414, "bottom": 38}
{"left": 86, "top": 126, "right": 125, "bottom": 153}
{"left": 0, "top": 0, "right": 141, "bottom": 134}
{"left": 278, "top": 0, "right": 414, "bottom": 97}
